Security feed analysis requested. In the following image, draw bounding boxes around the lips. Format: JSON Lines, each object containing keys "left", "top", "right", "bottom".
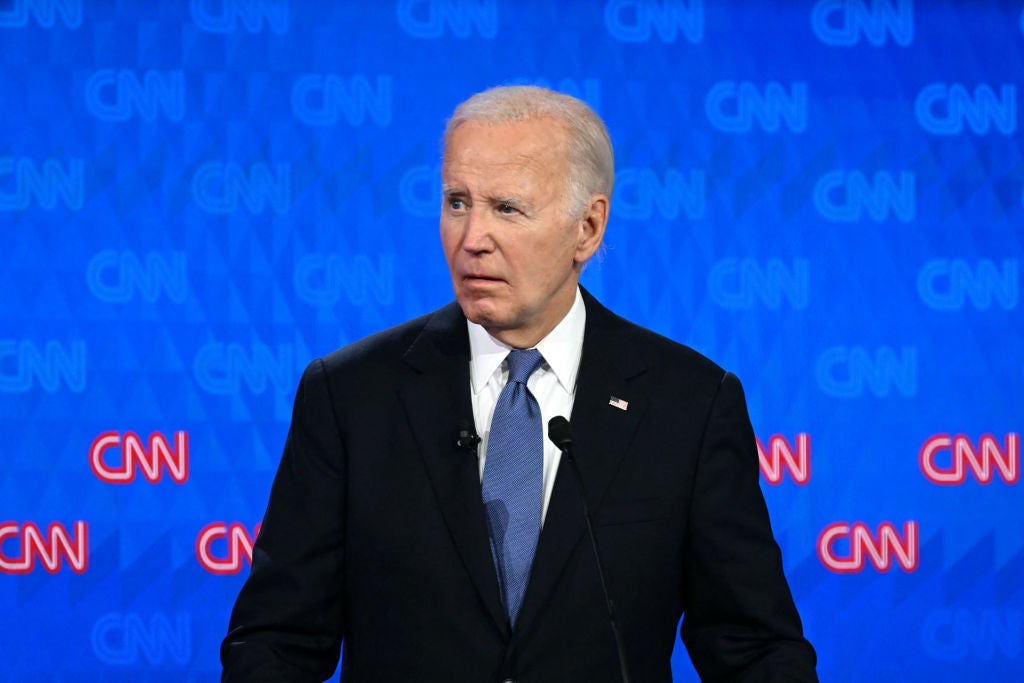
{"left": 463, "top": 272, "right": 503, "bottom": 283}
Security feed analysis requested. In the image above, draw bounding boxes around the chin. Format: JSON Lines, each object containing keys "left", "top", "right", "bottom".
{"left": 459, "top": 300, "right": 510, "bottom": 331}
{"left": 463, "top": 308, "right": 501, "bottom": 328}
{"left": 457, "top": 298, "right": 492, "bottom": 323}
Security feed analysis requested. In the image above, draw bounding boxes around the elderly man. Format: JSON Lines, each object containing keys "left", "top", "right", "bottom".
{"left": 222, "top": 86, "right": 817, "bottom": 682}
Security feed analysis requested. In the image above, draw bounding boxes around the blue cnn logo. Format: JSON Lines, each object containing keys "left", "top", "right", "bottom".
{"left": 921, "top": 608, "right": 1022, "bottom": 662}
{"left": 192, "top": 162, "right": 290, "bottom": 214}
{"left": 0, "top": 157, "right": 83, "bottom": 211}
{"left": 605, "top": 0, "right": 703, "bottom": 43}
{"left": 396, "top": 0, "right": 497, "bottom": 39}
{"left": 84, "top": 69, "right": 185, "bottom": 122}
{"left": 0, "top": 340, "right": 86, "bottom": 393}
{"left": 708, "top": 259, "right": 809, "bottom": 310}
{"left": 86, "top": 250, "right": 188, "bottom": 304}
{"left": 811, "top": 0, "right": 913, "bottom": 47}
{"left": 814, "top": 170, "right": 915, "bottom": 222}
{"left": 291, "top": 74, "right": 392, "bottom": 126}
{"left": 0, "top": 0, "right": 81, "bottom": 28}
{"left": 705, "top": 82, "right": 807, "bottom": 133}
{"left": 194, "top": 342, "right": 294, "bottom": 395}
{"left": 613, "top": 168, "right": 704, "bottom": 220}
{"left": 916, "top": 84, "right": 1017, "bottom": 135}
{"left": 918, "top": 259, "right": 1018, "bottom": 311}
{"left": 294, "top": 254, "right": 395, "bottom": 306}
{"left": 91, "top": 613, "right": 190, "bottom": 666}
{"left": 816, "top": 346, "right": 917, "bottom": 398}
{"left": 399, "top": 165, "right": 440, "bottom": 218}
{"left": 190, "top": 0, "right": 288, "bottom": 33}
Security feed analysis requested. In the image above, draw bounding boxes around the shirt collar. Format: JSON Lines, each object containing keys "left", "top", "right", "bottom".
{"left": 468, "top": 288, "right": 586, "bottom": 395}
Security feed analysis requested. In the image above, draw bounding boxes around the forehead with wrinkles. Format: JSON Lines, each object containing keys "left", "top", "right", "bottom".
{"left": 442, "top": 118, "right": 572, "bottom": 204}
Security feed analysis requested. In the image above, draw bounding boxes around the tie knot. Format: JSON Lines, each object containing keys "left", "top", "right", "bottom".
{"left": 505, "top": 349, "right": 544, "bottom": 385}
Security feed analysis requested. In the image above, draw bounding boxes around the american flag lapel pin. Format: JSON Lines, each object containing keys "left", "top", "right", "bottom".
{"left": 608, "top": 396, "right": 629, "bottom": 411}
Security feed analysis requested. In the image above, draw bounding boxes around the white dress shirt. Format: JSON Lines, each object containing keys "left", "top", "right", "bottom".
{"left": 467, "top": 288, "right": 586, "bottom": 526}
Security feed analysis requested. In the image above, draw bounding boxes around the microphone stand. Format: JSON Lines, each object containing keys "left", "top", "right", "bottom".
{"left": 548, "top": 416, "right": 631, "bottom": 683}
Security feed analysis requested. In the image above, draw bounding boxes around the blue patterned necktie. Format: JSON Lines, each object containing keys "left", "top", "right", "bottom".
{"left": 482, "top": 348, "right": 545, "bottom": 629}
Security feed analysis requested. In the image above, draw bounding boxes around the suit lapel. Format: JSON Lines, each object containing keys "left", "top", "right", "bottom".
{"left": 515, "top": 291, "right": 648, "bottom": 635}
{"left": 398, "top": 303, "right": 510, "bottom": 637}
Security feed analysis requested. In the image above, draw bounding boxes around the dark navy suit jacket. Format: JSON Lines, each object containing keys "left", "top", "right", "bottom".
{"left": 222, "top": 290, "right": 817, "bottom": 682}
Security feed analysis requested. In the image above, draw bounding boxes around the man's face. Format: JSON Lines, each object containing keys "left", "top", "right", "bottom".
{"left": 440, "top": 118, "right": 606, "bottom": 348}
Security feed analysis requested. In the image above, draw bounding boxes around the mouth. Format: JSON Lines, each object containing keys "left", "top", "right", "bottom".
{"left": 462, "top": 273, "right": 504, "bottom": 285}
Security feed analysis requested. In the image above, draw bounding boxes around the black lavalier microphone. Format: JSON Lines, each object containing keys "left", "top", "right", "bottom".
{"left": 456, "top": 420, "right": 481, "bottom": 452}
{"left": 547, "top": 416, "right": 631, "bottom": 683}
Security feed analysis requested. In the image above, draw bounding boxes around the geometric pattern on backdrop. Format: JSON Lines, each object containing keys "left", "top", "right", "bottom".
{"left": 1, "top": 1, "right": 1021, "bottom": 680}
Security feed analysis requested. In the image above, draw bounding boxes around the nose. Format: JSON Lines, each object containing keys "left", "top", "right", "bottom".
{"left": 461, "top": 209, "right": 494, "bottom": 254}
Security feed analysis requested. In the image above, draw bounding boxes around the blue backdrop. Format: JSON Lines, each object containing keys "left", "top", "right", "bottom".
{"left": 1, "top": 0, "right": 1022, "bottom": 680}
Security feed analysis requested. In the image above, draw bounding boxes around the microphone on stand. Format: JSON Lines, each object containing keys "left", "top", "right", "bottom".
{"left": 548, "top": 416, "right": 631, "bottom": 683}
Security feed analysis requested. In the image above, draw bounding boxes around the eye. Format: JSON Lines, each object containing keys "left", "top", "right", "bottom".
{"left": 497, "top": 203, "right": 516, "bottom": 215}
{"left": 447, "top": 197, "right": 466, "bottom": 211}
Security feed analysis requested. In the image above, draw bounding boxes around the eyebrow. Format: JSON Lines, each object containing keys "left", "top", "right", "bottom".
{"left": 441, "top": 186, "right": 527, "bottom": 209}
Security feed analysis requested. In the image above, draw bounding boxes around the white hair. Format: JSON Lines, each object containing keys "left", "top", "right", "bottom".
{"left": 443, "top": 85, "right": 615, "bottom": 216}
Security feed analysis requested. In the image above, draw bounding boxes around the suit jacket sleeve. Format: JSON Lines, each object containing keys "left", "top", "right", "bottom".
{"left": 221, "top": 358, "right": 346, "bottom": 682}
{"left": 680, "top": 372, "right": 817, "bottom": 682}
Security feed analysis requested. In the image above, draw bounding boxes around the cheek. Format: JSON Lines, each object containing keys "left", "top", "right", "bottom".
{"left": 544, "top": 228, "right": 578, "bottom": 266}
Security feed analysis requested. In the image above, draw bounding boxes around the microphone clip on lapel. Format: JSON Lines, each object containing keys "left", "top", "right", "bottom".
{"left": 456, "top": 420, "right": 481, "bottom": 453}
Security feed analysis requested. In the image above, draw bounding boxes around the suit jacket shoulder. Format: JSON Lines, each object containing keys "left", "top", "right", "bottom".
{"left": 579, "top": 288, "right": 728, "bottom": 399}
{"left": 308, "top": 302, "right": 469, "bottom": 424}
{"left": 318, "top": 302, "right": 465, "bottom": 374}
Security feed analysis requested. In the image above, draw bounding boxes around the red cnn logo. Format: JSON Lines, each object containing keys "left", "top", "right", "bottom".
{"left": 90, "top": 431, "right": 189, "bottom": 484}
{"left": 920, "top": 433, "right": 1019, "bottom": 485}
{"left": 0, "top": 521, "right": 88, "bottom": 574}
{"left": 817, "top": 521, "right": 919, "bottom": 573}
{"left": 196, "top": 522, "right": 261, "bottom": 575}
{"left": 757, "top": 434, "right": 811, "bottom": 484}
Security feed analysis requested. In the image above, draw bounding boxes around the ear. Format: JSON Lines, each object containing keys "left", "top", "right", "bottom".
{"left": 574, "top": 193, "right": 609, "bottom": 265}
